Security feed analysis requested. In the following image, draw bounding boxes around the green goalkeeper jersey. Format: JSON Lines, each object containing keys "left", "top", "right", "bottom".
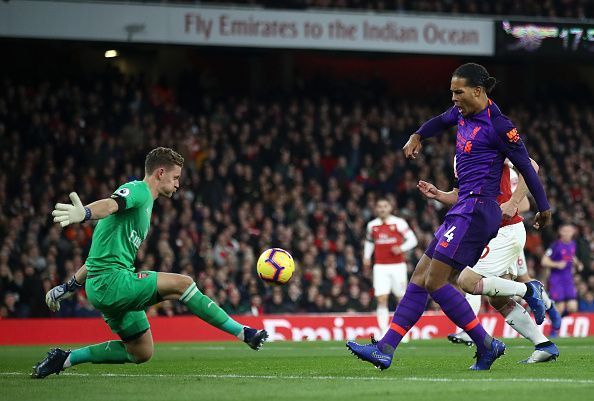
{"left": 86, "top": 180, "right": 154, "bottom": 274}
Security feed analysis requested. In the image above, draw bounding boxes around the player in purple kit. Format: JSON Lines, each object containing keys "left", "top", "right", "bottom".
{"left": 541, "top": 224, "right": 584, "bottom": 336}
{"left": 346, "top": 63, "right": 552, "bottom": 370}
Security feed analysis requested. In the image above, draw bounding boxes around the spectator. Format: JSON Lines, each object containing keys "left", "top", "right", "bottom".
{"left": 0, "top": 74, "right": 591, "bottom": 319}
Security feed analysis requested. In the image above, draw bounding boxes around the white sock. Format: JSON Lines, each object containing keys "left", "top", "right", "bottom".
{"left": 503, "top": 301, "right": 549, "bottom": 345}
{"left": 477, "top": 277, "right": 527, "bottom": 297}
{"left": 237, "top": 326, "right": 246, "bottom": 341}
{"left": 400, "top": 332, "right": 410, "bottom": 343}
{"left": 377, "top": 306, "right": 389, "bottom": 335}
{"left": 542, "top": 289, "right": 552, "bottom": 310}
{"left": 457, "top": 294, "right": 481, "bottom": 334}
{"left": 467, "top": 293, "right": 482, "bottom": 315}
{"left": 63, "top": 354, "right": 72, "bottom": 368}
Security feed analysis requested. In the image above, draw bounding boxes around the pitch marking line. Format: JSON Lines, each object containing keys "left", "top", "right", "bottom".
{"left": 2, "top": 372, "right": 593, "bottom": 384}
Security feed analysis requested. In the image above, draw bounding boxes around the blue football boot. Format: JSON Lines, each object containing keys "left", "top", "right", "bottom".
{"left": 469, "top": 338, "right": 506, "bottom": 370}
{"left": 524, "top": 281, "right": 546, "bottom": 325}
{"left": 520, "top": 342, "right": 559, "bottom": 364}
{"left": 346, "top": 341, "right": 393, "bottom": 370}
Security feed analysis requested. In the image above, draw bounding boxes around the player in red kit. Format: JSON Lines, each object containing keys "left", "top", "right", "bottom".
{"left": 363, "top": 198, "right": 418, "bottom": 337}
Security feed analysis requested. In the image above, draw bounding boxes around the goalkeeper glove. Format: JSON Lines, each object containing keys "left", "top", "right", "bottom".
{"left": 46, "top": 276, "right": 83, "bottom": 312}
{"left": 52, "top": 192, "right": 91, "bottom": 227}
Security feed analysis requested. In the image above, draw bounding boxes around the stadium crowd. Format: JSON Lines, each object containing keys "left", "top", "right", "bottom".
{"left": 0, "top": 75, "right": 592, "bottom": 318}
{"left": 190, "top": 0, "right": 593, "bottom": 19}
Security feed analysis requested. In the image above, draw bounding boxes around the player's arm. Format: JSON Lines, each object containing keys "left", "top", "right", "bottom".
{"left": 574, "top": 256, "right": 584, "bottom": 272}
{"left": 492, "top": 120, "right": 551, "bottom": 229}
{"left": 403, "top": 107, "right": 458, "bottom": 159}
{"left": 417, "top": 180, "right": 459, "bottom": 206}
{"left": 541, "top": 248, "right": 565, "bottom": 269}
{"left": 45, "top": 264, "right": 88, "bottom": 312}
{"left": 398, "top": 222, "right": 418, "bottom": 253}
{"left": 52, "top": 192, "right": 120, "bottom": 228}
{"left": 500, "top": 158, "right": 539, "bottom": 219}
{"left": 516, "top": 197, "right": 530, "bottom": 214}
{"left": 541, "top": 255, "right": 565, "bottom": 269}
{"left": 363, "top": 223, "right": 374, "bottom": 270}
{"left": 86, "top": 198, "right": 120, "bottom": 219}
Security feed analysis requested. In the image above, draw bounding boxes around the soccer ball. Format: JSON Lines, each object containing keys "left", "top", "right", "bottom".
{"left": 256, "top": 248, "right": 295, "bottom": 285}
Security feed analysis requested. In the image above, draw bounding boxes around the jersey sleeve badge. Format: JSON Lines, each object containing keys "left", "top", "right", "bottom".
{"left": 506, "top": 128, "right": 520, "bottom": 143}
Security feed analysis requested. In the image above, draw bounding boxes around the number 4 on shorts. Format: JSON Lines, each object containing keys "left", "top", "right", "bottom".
{"left": 444, "top": 226, "right": 456, "bottom": 242}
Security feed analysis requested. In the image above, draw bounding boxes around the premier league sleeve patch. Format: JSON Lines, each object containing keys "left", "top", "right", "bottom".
{"left": 113, "top": 188, "right": 130, "bottom": 197}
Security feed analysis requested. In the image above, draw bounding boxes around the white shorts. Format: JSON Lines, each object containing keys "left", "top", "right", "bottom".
{"left": 515, "top": 250, "right": 528, "bottom": 277}
{"left": 373, "top": 263, "right": 408, "bottom": 298}
{"left": 472, "top": 222, "right": 526, "bottom": 278}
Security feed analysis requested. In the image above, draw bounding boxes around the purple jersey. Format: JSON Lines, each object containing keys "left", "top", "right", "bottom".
{"left": 417, "top": 100, "right": 549, "bottom": 211}
{"left": 546, "top": 240, "right": 576, "bottom": 278}
{"left": 546, "top": 240, "right": 577, "bottom": 301}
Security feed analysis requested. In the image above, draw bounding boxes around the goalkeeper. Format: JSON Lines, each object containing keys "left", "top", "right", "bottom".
{"left": 32, "top": 147, "right": 267, "bottom": 379}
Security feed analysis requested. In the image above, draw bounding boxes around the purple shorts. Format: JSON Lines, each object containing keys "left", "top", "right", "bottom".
{"left": 425, "top": 197, "right": 501, "bottom": 271}
{"left": 548, "top": 276, "right": 577, "bottom": 302}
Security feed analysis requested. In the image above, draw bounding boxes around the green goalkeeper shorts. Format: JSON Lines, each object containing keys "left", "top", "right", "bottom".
{"left": 86, "top": 269, "right": 159, "bottom": 341}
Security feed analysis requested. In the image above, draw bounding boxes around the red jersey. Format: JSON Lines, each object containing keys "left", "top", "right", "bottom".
{"left": 364, "top": 216, "right": 418, "bottom": 265}
{"left": 497, "top": 164, "right": 523, "bottom": 227}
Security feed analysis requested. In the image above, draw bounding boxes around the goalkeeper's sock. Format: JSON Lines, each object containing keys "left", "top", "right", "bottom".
{"left": 64, "top": 341, "right": 136, "bottom": 367}
{"left": 180, "top": 282, "right": 243, "bottom": 337}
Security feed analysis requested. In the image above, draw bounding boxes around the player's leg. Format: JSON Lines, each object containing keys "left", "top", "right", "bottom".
{"left": 54, "top": 271, "right": 184, "bottom": 371}
{"left": 515, "top": 245, "right": 554, "bottom": 312}
{"left": 456, "top": 230, "right": 546, "bottom": 325}
{"left": 548, "top": 280, "right": 569, "bottom": 338}
{"left": 32, "top": 341, "right": 137, "bottom": 378}
{"left": 373, "top": 253, "right": 431, "bottom": 352}
{"left": 516, "top": 267, "right": 562, "bottom": 335}
{"left": 517, "top": 273, "right": 553, "bottom": 308}
{"left": 346, "top": 251, "right": 432, "bottom": 369}
{"left": 157, "top": 272, "right": 267, "bottom": 349}
{"left": 448, "top": 292, "right": 480, "bottom": 346}
{"left": 489, "top": 295, "right": 559, "bottom": 363}
{"left": 458, "top": 266, "right": 530, "bottom": 296}
{"left": 565, "top": 282, "right": 579, "bottom": 314}
{"left": 562, "top": 296, "right": 578, "bottom": 318}
{"left": 373, "top": 265, "right": 391, "bottom": 335}
{"left": 489, "top": 272, "right": 548, "bottom": 347}
{"left": 33, "top": 271, "right": 155, "bottom": 378}
{"left": 122, "top": 329, "right": 154, "bottom": 363}
{"left": 32, "top": 311, "right": 151, "bottom": 378}
{"left": 67, "top": 318, "right": 153, "bottom": 366}
{"left": 450, "top": 227, "right": 517, "bottom": 347}
{"left": 426, "top": 202, "right": 507, "bottom": 369}
{"left": 425, "top": 256, "right": 499, "bottom": 357}
{"left": 566, "top": 299, "right": 578, "bottom": 313}
{"left": 392, "top": 264, "right": 411, "bottom": 343}
{"left": 375, "top": 294, "right": 390, "bottom": 335}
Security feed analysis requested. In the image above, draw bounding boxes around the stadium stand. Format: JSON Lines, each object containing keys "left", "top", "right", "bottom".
{"left": 0, "top": 73, "right": 592, "bottom": 318}
{"left": 102, "top": 0, "right": 594, "bottom": 19}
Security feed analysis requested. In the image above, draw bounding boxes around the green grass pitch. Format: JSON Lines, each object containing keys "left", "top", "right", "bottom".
{"left": 1, "top": 338, "right": 593, "bottom": 401}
